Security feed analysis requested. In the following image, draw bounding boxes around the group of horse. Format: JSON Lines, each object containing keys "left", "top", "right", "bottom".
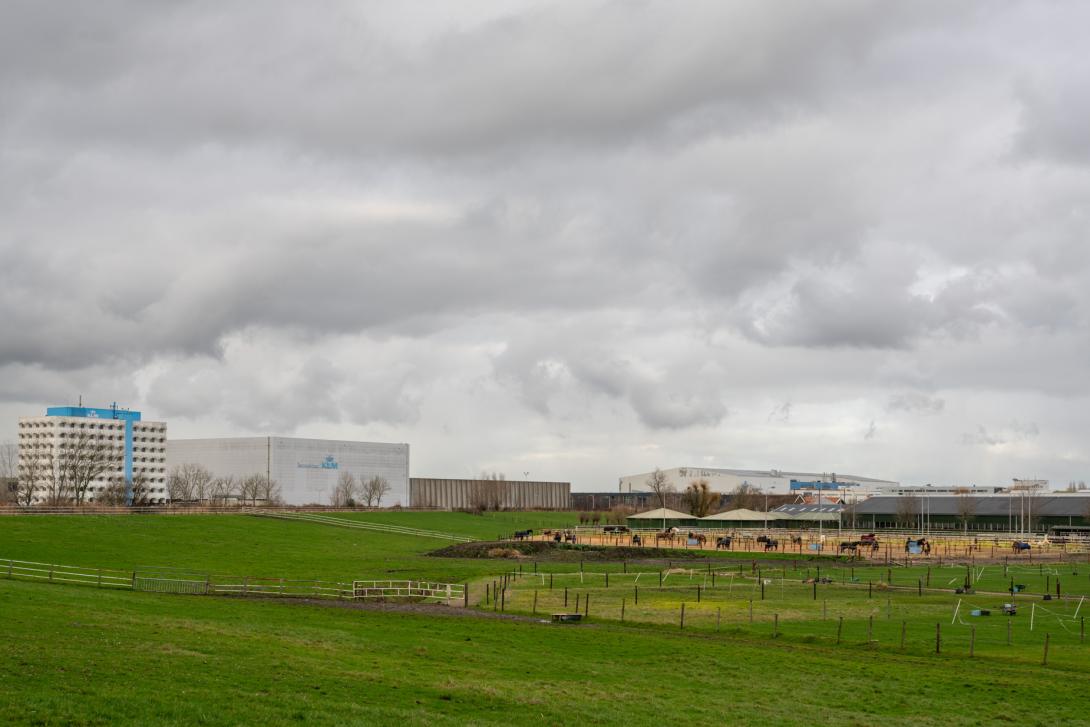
{"left": 839, "top": 535, "right": 881, "bottom": 555}
{"left": 534, "top": 529, "right": 578, "bottom": 543}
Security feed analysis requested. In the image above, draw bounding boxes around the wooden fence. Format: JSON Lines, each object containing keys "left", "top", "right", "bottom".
{"left": 0, "top": 557, "right": 464, "bottom": 604}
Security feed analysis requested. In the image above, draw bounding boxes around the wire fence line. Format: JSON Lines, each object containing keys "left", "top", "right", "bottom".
{"left": 0, "top": 557, "right": 466, "bottom": 605}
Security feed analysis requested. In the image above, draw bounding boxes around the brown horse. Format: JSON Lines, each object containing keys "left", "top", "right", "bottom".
{"left": 687, "top": 532, "right": 707, "bottom": 546}
{"left": 655, "top": 530, "right": 676, "bottom": 545}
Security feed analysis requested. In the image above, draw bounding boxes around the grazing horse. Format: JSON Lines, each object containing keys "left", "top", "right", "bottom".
{"left": 1012, "top": 541, "right": 1031, "bottom": 553}
{"left": 716, "top": 536, "right": 732, "bottom": 550}
{"left": 655, "top": 530, "right": 676, "bottom": 545}
{"left": 756, "top": 535, "right": 771, "bottom": 545}
{"left": 687, "top": 532, "right": 707, "bottom": 546}
{"left": 839, "top": 541, "right": 859, "bottom": 554}
{"left": 790, "top": 536, "right": 803, "bottom": 546}
{"left": 513, "top": 529, "right": 533, "bottom": 541}
{"left": 632, "top": 534, "right": 642, "bottom": 546}
{"left": 763, "top": 539, "right": 779, "bottom": 552}
{"left": 563, "top": 531, "right": 577, "bottom": 543}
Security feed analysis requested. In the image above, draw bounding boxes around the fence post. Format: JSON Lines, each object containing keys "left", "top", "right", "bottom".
{"left": 1082, "top": 617, "right": 1085, "bottom": 644}
{"left": 501, "top": 588, "right": 505, "bottom": 611}
{"left": 621, "top": 597, "right": 626, "bottom": 622}
{"left": 1043, "top": 633, "right": 1050, "bottom": 666}
{"left": 464, "top": 583, "right": 469, "bottom": 608}
{"left": 584, "top": 593, "right": 589, "bottom": 617}
{"left": 774, "top": 613, "right": 779, "bottom": 638}
{"left": 697, "top": 585, "right": 701, "bottom": 603}
{"left": 549, "top": 573, "right": 553, "bottom": 590}
{"left": 243, "top": 577, "right": 249, "bottom": 595}
{"left": 761, "top": 580, "right": 765, "bottom": 600}
{"left": 533, "top": 590, "right": 538, "bottom": 615}
{"left": 680, "top": 602, "right": 685, "bottom": 630}
{"left": 635, "top": 585, "right": 638, "bottom": 605}
{"left": 936, "top": 623, "right": 941, "bottom": 654}
{"left": 918, "top": 579, "right": 922, "bottom": 597}
{"left": 131, "top": 571, "right": 136, "bottom": 590}
{"left": 564, "top": 587, "right": 568, "bottom": 608}
{"left": 605, "top": 572, "right": 609, "bottom": 588}
{"left": 575, "top": 593, "right": 580, "bottom": 613}
{"left": 837, "top": 616, "right": 843, "bottom": 645}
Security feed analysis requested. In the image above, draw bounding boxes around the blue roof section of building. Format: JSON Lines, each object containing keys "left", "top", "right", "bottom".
{"left": 46, "top": 405, "right": 141, "bottom": 421}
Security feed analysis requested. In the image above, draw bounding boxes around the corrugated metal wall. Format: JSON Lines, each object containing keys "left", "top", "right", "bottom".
{"left": 409, "top": 478, "right": 569, "bottom": 510}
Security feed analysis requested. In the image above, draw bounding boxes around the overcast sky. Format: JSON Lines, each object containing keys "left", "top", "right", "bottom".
{"left": 2, "top": 1, "right": 1088, "bottom": 494}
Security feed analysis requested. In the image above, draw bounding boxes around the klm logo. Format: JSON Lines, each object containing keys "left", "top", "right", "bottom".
{"left": 297, "top": 455, "right": 339, "bottom": 470}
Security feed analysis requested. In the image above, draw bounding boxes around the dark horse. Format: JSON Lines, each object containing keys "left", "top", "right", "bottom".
{"left": 839, "top": 541, "right": 859, "bottom": 554}
{"left": 763, "top": 539, "right": 779, "bottom": 552}
{"left": 716, "top": 536, "right": 732, "bottom": 550}
{"left": 1012, "top": 541, "right": 1031, "bottom": 553}
{"left": 513, "top": 529, "right": 533, "bottom": 541}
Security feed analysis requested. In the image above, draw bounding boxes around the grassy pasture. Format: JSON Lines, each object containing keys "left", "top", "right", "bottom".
{"left": 2, "top": 579, "right": 1088, "bottom": 726}
{"left": 490, "top": 557, "right": 1090, "bottom": 671}
{"left": 3, "top": 514, "right": 1090, "bottom": 725}
{"left": 0, "top": 512, "right": 578, "bottom": 584}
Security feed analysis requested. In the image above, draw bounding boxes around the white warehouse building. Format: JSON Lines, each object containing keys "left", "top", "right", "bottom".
{"left": 168, "top": 437, "right": 410, "bottom": 506}
{"left": 619, "top": 467, "right": 899, "bottom": 498}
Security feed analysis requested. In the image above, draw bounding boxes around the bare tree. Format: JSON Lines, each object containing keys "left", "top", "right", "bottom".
{"left": 646, "top": 468, "right": 674, "bottom": 510}
{"left": 896, "top": 494, "right": 921, "bottom": 530}
{"left": 331, "top": 472, "right": 356, "bottom": 507}
{"left": 362, "top": 476, "right": 392, "bottom": 507}
{"left": 168, "top": 463, "right": 214, "bottom": 503}
{"left": 100, "top": 473, "right": 154, "bottom": 506}
{"left": 0, "top": 442, "right": 17, "bottom": 504}
{"left": 15, "top": 438, "right": 47, "bottom": 507}
{"left": 208, "top": 476, "right": 235, "bottom": 506}
{"left": 682, "top": 478, "right": 717, "bottom": 518}
{"left": 729, "top": 483, "right": 762, "bottom": 511}
{"left": 63, "top": 430, "right": 122, "bottom": 505}
{"left": 256, "top": 475, "right": 282, "bottom": 506}
{"left": 238, "top": 474, "right": 266, "bottom": 506}
{"left": 955, "top": 489, "right": 978, "bottom": 534}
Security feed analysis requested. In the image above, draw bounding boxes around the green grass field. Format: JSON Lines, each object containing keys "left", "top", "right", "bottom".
{"left": 2, "top": 513, "right": 1090, "bottom": 725}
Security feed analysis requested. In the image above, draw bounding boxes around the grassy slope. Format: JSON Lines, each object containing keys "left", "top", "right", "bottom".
{"left": 2, "top": 579, "right": 1086, "bottom": 727}
{"left": 0, "top": 513, "right": 573, "bottom": 583}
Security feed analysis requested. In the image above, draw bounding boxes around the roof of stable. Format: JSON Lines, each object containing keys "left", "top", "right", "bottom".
{"left": 627, "top": 507, "right": 695, "bottom": 520}
{"left": 852, "top": 495, "right": 1090, "bottom": 518}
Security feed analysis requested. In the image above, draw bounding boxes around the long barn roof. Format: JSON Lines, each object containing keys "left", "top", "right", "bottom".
{"left": 853, "top": 495, "right": 1090, "bottom": 517}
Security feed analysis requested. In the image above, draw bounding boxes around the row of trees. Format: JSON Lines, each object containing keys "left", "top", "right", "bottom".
{"left": 4, "top": 434, "right": 137, "bottom": 506}
{"left": 167, "top": 463, "right": 282, "bottom": 506}
{"left": 644, "top": 468, "right": 793, "bottom": 517}
{"left": 329, "top": 472, "right": 391, "bottom": 507}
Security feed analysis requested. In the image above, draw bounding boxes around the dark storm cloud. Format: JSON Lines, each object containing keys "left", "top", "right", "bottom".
{"left": 1, "top": 1, "right": 1089, "bottom": 488}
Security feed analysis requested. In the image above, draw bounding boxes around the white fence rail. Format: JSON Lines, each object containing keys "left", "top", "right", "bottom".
{"left": 0, "top": 556, "right": 465, "bottom": 604}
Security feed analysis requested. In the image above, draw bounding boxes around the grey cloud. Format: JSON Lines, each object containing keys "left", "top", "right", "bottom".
{"left": 960, "top": 421, "right": 1039, "bottom": 447}
{"left": 3, "top": 2, "right": 1090, "bottom": 488}
{"left": 887, "top": 393, "right": 944, "bottom": 415}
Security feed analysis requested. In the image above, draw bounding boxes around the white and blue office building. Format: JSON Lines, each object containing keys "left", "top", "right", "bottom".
{"left": 18, "top": 404, "right": 168, "bottom": 504}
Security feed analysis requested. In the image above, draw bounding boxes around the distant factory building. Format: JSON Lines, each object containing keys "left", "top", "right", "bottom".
{"left": 618, "top": 467, "right": 898, "bottom": 498}
{"left": 409, "top": 477, "right": 569, "bottom": 511}
{"left": 168, "top": 437, "right": 409, "bottom": 506}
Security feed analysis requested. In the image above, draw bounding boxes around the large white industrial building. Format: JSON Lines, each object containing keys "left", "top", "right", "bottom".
{"left": 168, "top": 437, "right": 409, "bottom": 506}
{"left": 18, "top": 405, "right": 168, "bottom": 505}
{"left": 619, "top": 467, "right": 899, "bottom": 498}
